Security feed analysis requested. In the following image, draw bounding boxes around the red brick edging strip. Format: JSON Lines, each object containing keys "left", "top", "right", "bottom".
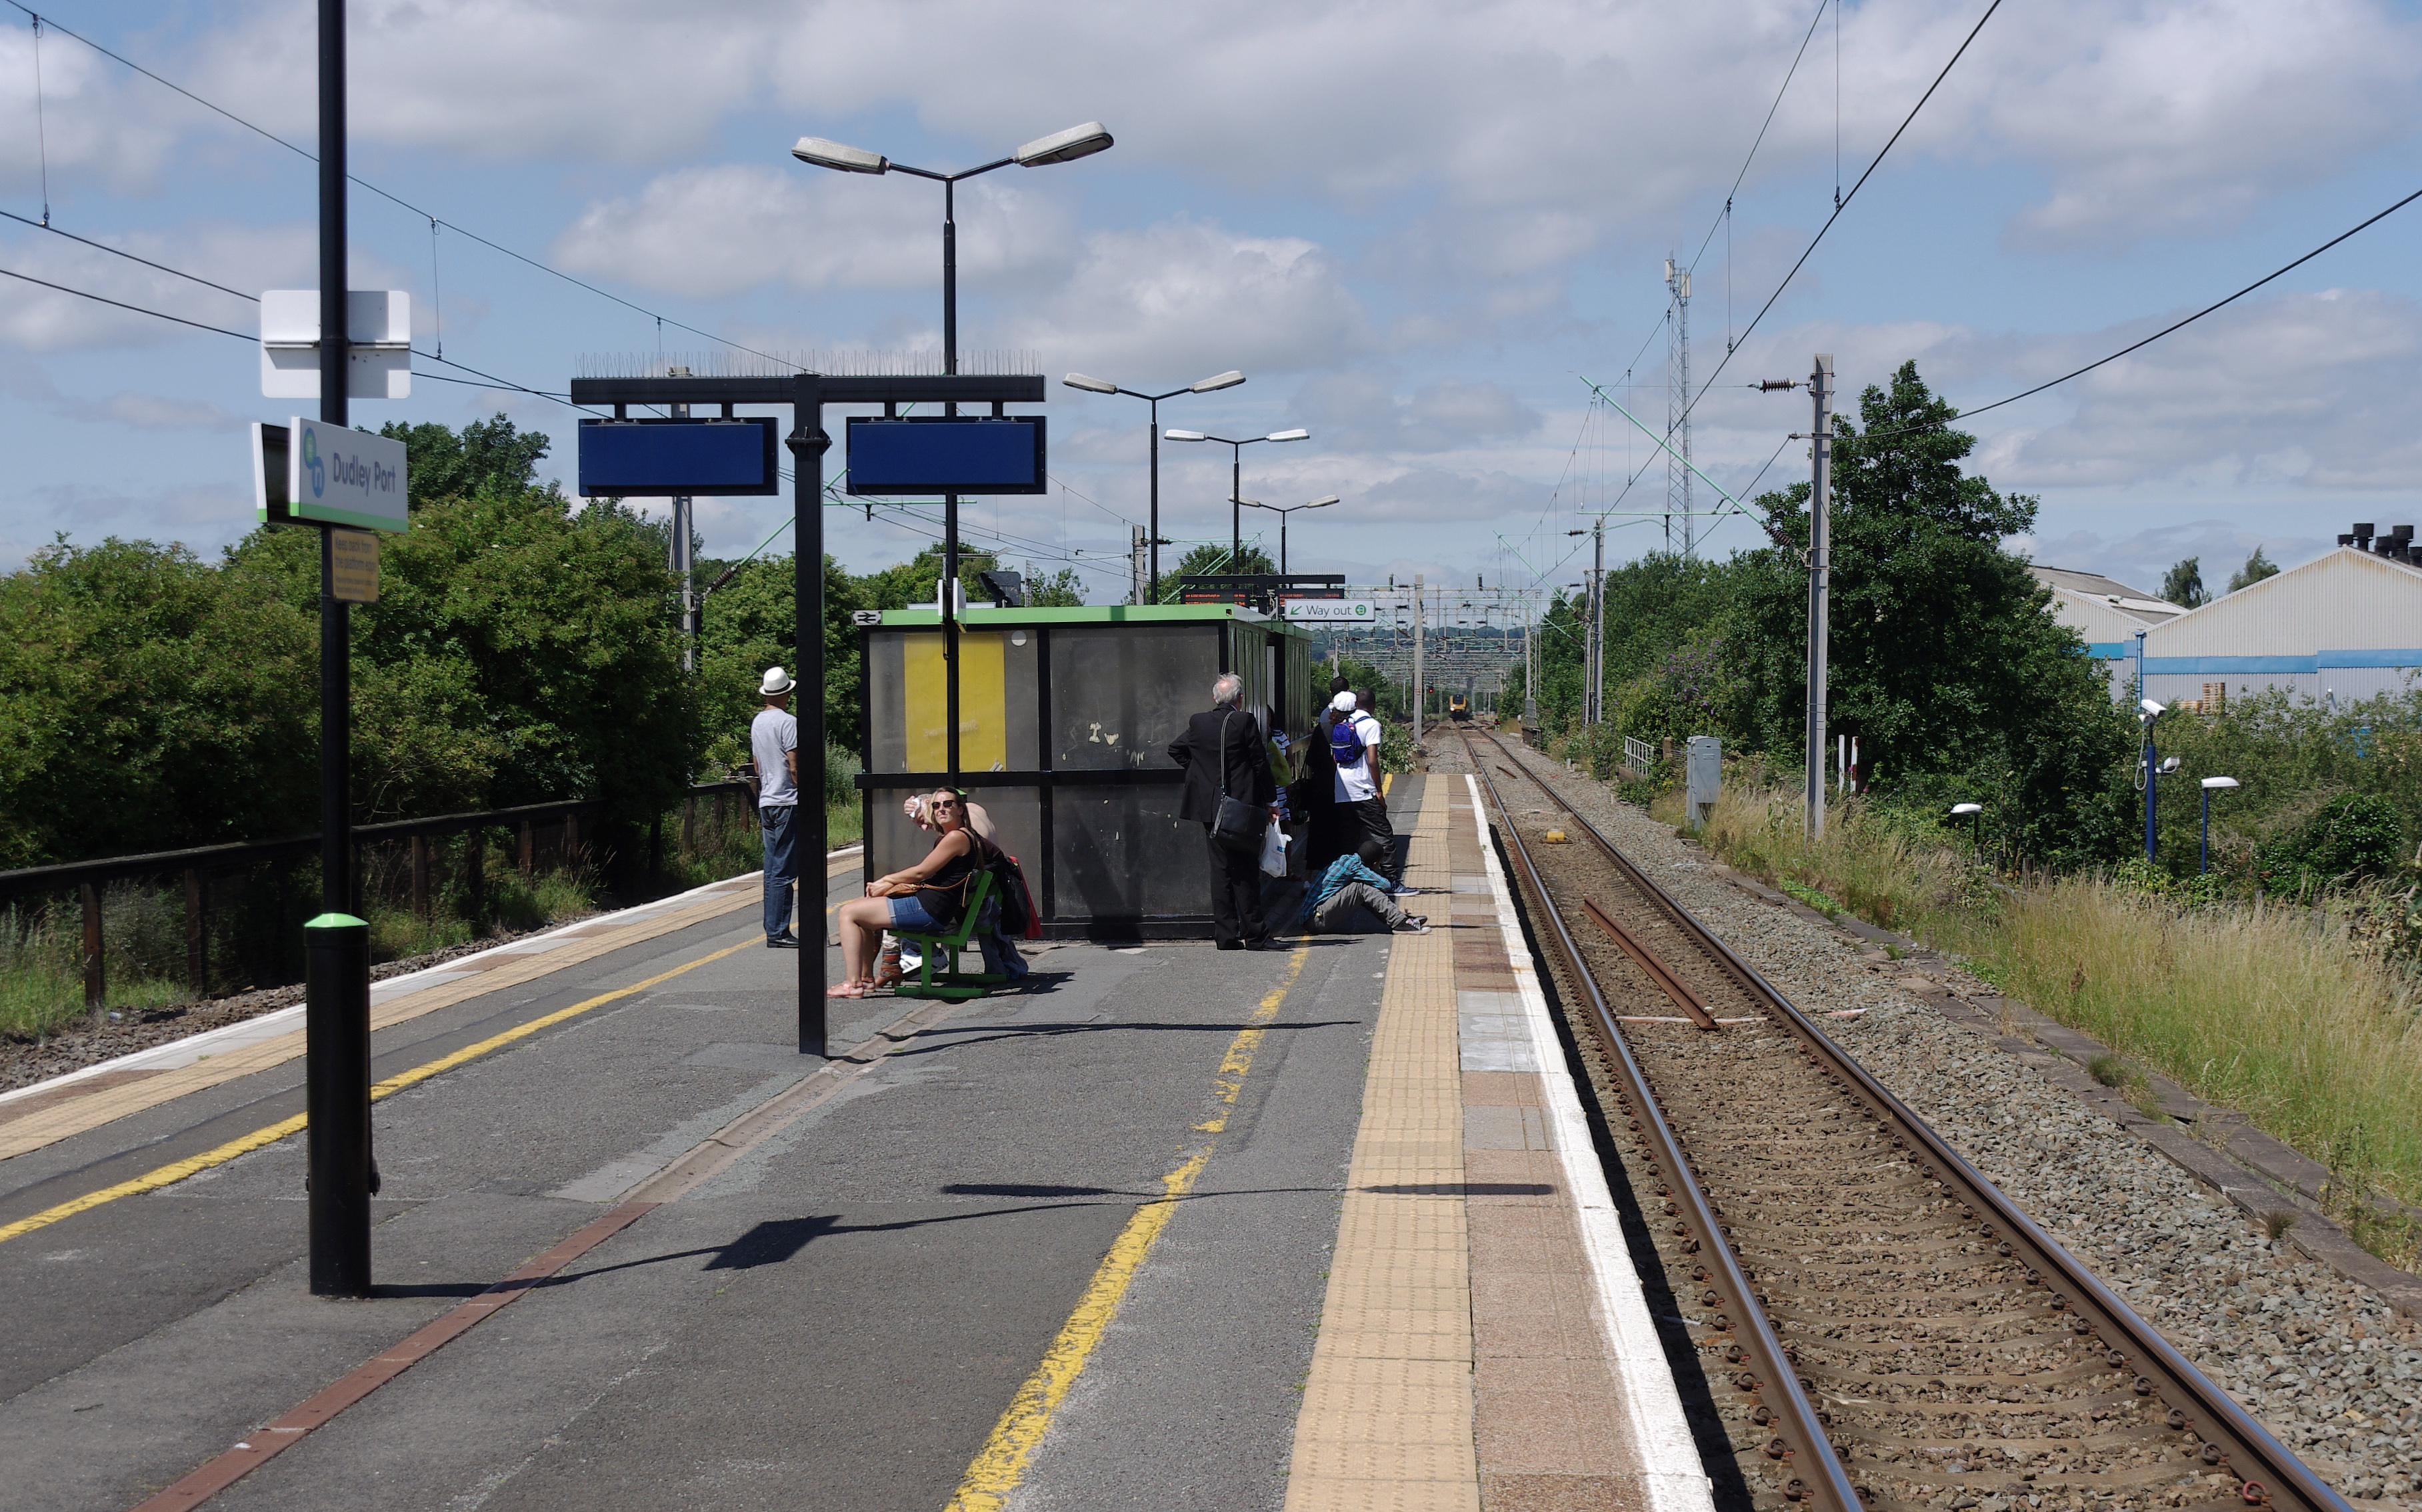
{"left": 130, "top": 1201, "right": 656, "bottom": 1512}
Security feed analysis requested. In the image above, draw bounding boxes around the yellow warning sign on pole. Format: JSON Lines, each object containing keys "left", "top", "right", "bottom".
{"left": 329, "top": 528, "right": 379, "bottom": 603}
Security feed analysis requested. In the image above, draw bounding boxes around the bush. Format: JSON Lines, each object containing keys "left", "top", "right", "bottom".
{"left": 2258, "top": 793, "right": 2405, "bottom": 895}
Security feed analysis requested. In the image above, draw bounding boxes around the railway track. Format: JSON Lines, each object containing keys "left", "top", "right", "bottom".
{"left": 1457, "top": 725, "right": 2353, "bottom": 1512}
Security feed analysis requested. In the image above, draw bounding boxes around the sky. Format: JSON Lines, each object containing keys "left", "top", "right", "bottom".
{"left": 2, "top": 0, "right": 2419, "bottom": 607}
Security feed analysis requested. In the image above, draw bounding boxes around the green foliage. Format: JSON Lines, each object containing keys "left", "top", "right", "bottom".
{"left": 1167, "top": 541, "right": 1277, "bottom": 586}
{"left": 855, "top": 543, "right": 1001, "bottom": 611}
{"left": 1729, "top": 361, "right": 2134, "bottom": 866}
{"left": 2258, "top": 793, "right": 2405, "bottom": 894}
{"left": 2159, "top": 557, "right": 2206, "bottom": 609}
{"left": 2227, "top": 545, "right": 2280, "bottom": 593}
{"left": 693, "top": 553, "right": 865, "bottom": 767}
{"left": 1612, "top": 635, "right": 1744, "bottom": 749}
{"left": 1024, "top": 566, "right": 1086, "bottom": 607}
{"left": 0, "top": 537, "right": 318, "bottom": 867}
{"left": 377, "top": 415, "right": 549, "bottom": 507}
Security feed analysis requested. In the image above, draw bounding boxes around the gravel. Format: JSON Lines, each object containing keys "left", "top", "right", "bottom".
{"left": 1433, "top": 736, "right": 2422, "bottom": 1507}
{"left": 0, "top": 920, "right": 595, "bottom": 1094}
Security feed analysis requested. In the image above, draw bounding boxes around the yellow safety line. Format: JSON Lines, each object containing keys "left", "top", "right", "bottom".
{"left": 945, "top": 942, "right": 1311, "bottom": 1511}
{"left": 0, "top": 938, "right": 755, "bottom": 1247}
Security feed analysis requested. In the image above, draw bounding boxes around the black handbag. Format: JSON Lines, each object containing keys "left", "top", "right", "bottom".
{"left": 1211, "top": 711, "right": 1263, "bottom": 853}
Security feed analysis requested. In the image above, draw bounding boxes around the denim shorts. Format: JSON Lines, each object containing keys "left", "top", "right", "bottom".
{"left": 887, "top": 895, "right": 945, "bottom": 932}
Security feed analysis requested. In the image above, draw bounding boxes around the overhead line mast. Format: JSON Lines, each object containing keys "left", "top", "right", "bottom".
{"left": 1665, "top": 257, "right": 1693, "bottom": 557}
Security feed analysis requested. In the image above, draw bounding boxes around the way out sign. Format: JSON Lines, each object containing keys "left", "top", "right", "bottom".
{"left": 255, "top": 418, "right": 409, "bottom": 533}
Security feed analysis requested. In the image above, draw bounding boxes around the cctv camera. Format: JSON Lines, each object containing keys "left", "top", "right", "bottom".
{"left": 2139, "top": 697, "right": 2165, "bottom": 717}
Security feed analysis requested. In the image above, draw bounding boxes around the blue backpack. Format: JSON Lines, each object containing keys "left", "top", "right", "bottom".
{"left": 1327, "top": 714, "right": 1363, "bottom": 769}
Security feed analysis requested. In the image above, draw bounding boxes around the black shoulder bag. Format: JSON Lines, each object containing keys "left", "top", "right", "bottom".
{"left": 1211, "top": 711, "right": 1264, "bottom": 854}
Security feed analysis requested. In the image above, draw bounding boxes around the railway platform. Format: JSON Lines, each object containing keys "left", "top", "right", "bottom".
{"left": 0, "top": 779, "right": 1711, "bottom": 1512}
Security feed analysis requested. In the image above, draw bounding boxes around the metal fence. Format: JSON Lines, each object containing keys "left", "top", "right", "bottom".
{"left": 0, "top": 783, "right": 754, "bottom": 1010}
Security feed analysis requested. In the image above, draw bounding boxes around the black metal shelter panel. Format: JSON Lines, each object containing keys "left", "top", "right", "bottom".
{"left": 1051, "top": 783, "right": 1207, "bottom": 921}
{"left": 1047, "top": 625, "right": 1219, "bottom": 771}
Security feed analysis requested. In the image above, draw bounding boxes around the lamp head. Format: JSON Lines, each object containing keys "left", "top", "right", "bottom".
{"left": 792, "top": 136, "right": 888, "bottom": 174}
{"left": 2201, "top": 775, "right": 2241, "bottom": 790}
{"left": 1950, "top": 803, "right": 1983, "bottom": 816}
{"left": 1307, "top": 495, "right": 1341, "bottom": 509}
{"left": 1015, "top": 121, "right": 1114, "bottom": 166}
{"left": 1063, "top": 373, "right": 1118, "bottom": 395}
{"left": 1265, "top": 428, "right": 1311, "bottom": 443}
{"left": 1191, "top": 370, "right": 1246, "bottom": 393}
{"left": 1163, "top": 429, "right": 1206, "bottom": 442}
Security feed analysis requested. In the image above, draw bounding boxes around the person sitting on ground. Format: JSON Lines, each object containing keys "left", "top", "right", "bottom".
{"left": 1301, "top": 838, "right": 1428, "bottom": 935}
{"left": 830, "top": 789, "right": 999, "bottom": 997}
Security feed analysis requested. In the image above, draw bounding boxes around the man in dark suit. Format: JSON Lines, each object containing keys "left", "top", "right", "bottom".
{"left": 1168, "top": 673, "right": 1280, "bottom": 949}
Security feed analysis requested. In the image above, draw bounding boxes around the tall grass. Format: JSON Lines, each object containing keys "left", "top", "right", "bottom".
{"left": 1669, "top": 781, "right": 2422, "bottom": 1265}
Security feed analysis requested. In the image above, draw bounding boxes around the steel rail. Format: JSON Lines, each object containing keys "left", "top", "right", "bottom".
{"left": 1465, "top": 725, "right": 2355, "bottom": 1512}
{"left": 1471, "top": 739, "right": 1862, "bottom": 1512}
{"left": 1577, "top": 896, "right": 1719, "bottom": 1031}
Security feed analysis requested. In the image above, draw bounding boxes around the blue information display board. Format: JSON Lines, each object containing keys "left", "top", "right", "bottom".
{"left": 845, "top": 417, "right": 1046, "bottom": 495}
{"left": 578, "top": 418, "right": 779, "bottom": 496}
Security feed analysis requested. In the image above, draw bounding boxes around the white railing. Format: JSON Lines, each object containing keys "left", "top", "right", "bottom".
{"left": 1622, "top": 735, "right": 1656, "bottom": 769}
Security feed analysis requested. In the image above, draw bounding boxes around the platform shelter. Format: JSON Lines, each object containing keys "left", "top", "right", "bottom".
{"left": 856, "top": 603, "right": 1316, "bottom": 937}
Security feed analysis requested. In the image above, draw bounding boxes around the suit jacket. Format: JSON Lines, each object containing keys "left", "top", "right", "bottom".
{"left": 1168, "top": 706, "right": 1276, "bottom": 824}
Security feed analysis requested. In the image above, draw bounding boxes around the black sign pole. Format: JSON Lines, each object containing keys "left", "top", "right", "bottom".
{"left": 941, "top": 179, "right": 961, "bottom": 783}
{"left": 306, "top": 0, "right": 372, "bottom": 1299}
{"left": 791, "top": 376, "right": 829, "bottom": 1056}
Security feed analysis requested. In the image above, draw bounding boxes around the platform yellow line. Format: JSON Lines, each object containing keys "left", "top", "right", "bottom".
{"left": 944, "top": 942, "right": 1310, "bottom": 1512}
{"left": 0, "top": 939, "right": 755, "bottom": 1247}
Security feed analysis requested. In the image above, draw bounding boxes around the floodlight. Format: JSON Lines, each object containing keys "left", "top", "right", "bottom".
{"left": 1191, "top": 370, "right": 1246, "bottom": 393}
{"left": 2201, "top": 775, "right": 2241, "bottom": 790}
{"left": 1015, "top": 121, "right": 1115, "bottom": 166}
{"left": 1063, "top": 373, "right": 1118, "bottom": 395}
{"left": 1950, "top": 803, "right": 1983, "bottom": 815}
{"left": 1233, "top": 497, "right": 1263, "bottom": 508}
{"left": 1266, "top": 429, "right": 1311, "bottom": 442}
{"left": 792, "top": 137, "right": 888, "bottom": 174}
{"left": 2139, "top": 697, "right": 2165, "bottom": 717}
{"left": 1165, "top": 429, "right": 1206, "bottom": 441}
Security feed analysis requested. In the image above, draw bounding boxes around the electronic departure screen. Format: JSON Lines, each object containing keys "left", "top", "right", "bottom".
{"left": 577, "top": 418, "right": 780, "bottom": 496}
{"left": 845, "top": 417, "right": 1047, "bottom": 495}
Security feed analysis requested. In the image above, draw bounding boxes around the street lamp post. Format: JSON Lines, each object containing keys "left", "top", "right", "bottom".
{"left": 1950, "top": 801, "right": 1984, "bottom": 860}
{"left": 792, "top": 121, "right": 1111, "bottom": 777}
{"left": 1063, "top": 369, "right": 1245, "bottom": 602}
{"left": 1164, "top": 428, "right": 1310, "bottom": 568}
{"left": 1239, "top": 495, "right": 1339, "bottom": 577}
{"left": 2199, "top": 776, "right": 2239, "bottom": 875}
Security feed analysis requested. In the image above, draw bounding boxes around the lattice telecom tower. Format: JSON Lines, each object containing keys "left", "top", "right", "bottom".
{"left": 1664, "top": 256, "right": 1694, "bottom": 557}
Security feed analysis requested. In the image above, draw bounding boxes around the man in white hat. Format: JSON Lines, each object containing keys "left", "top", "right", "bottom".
{"left": 752, "top": 667, "right": 802, "bottom": 947}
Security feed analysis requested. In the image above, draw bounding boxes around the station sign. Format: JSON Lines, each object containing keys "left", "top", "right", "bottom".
{"left": 259, "top": 290, "right": 412, "bottom": 400}
{"left": 845, "top": 417, "right": 1046, "bottom": 495}
{"left": 1278, "top": 599, "right": 1375, "bottom": 623}
{"left": 254, "top": 418, "right": 409, "bottom": 533}
{"left": 577, "top": 417, "right": 780, "bottom": 497}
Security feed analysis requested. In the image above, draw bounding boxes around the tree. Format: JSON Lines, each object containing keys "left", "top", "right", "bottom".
{"left": 378, "top": 414, "right": 550, "bottom": 508}
{"left": 2227, "top": 545, "right": 2279, "bottom": 593}
{"left": 0, "top": 537, "right": 317, "bottom": 866}
{"left": 2160, "top": 557, "right": 2206, "bottom": 608}
{"left": 1731, "top": 361, "right": 2132, "bottom": 863}
{"left": 1024, "top": 565, "right": 1087, "bottom": 607}
{"left": 1167, "top": 541, "right": 1277, "bottom": 585}
{"left": 857, "top": 544, "right": 1001, "bottom": 610}
{"left": 693, "top": 553, "right": 865, "bottom": 766}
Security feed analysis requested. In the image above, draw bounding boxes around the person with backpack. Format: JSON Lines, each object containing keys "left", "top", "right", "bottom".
{"left": 1325, "top": 691, "right": 1397, "bottom": 885}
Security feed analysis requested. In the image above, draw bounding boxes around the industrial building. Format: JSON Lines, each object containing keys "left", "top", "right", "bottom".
{"left": 2133, "top": 530, "right": 2422, "bottom": 709}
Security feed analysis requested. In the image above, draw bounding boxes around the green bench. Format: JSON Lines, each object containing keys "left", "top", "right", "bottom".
{"left": 891, "top": 871, "right": 1012, "bottom": 1001}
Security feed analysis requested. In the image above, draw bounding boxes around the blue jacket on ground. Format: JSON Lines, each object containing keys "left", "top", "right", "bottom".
{"left": 1300, "top": 853, "right": 1393, "bottom": 924}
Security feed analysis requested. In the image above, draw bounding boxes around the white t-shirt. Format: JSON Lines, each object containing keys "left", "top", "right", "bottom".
{"left": 751, "top": 706, "right": 800, "bottom": 808}
{"left": 1331, "top": 711, "right": 1383, "bottom": 803}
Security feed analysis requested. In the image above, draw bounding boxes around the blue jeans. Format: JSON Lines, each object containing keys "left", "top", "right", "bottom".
{"left": 761, "top": 803, "right": 799, "bottom": 941}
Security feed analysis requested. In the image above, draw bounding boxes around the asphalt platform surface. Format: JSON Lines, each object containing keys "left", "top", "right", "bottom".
{"left": 0, "top": 812, "right": 1415, "bottom": 1511}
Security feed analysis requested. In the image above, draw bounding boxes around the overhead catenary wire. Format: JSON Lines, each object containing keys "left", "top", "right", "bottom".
{"left": 1681, "top": 0, "right": 2003, "bottom": 425}
{"left": 0, "top": 262, "right": 252, "bottom": 339}
{"left": 3, "top": 2, "right": 788, "bottom": 367}
{"left": 0, "top": 207, "right": 259, "bottom": 302}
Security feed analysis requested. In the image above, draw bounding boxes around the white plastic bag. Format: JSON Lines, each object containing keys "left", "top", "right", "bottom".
{"left": 1259, "top": 819, "right": 1289, "bottom": 877}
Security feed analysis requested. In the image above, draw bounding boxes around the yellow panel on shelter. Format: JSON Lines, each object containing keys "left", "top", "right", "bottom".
{"left": 905, "top": 632, "right": 1007, "bottom": 773}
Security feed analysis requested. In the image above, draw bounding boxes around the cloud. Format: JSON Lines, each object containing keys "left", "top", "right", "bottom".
{"left": 551, "top": 165, "right": 1073, "bottom": 299}
{"left": 1293, "top": 371, "right": 1541, "bottom": 454}
{"left": 998, "top": 219, "right": 1369, "bottom": 378}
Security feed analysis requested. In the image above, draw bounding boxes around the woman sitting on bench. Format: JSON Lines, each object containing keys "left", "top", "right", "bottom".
{"left": 831, "top": 788, "right": 997, "bottom": 997}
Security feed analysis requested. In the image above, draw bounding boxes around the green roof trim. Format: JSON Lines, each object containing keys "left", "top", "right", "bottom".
{"left": 873, "top": 603, "right": 1314, "bottom": 636}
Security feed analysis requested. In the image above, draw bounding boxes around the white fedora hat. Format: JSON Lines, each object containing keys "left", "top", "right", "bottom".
{"left": 759, "top": 666, "right": 797, "bottom": 697}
